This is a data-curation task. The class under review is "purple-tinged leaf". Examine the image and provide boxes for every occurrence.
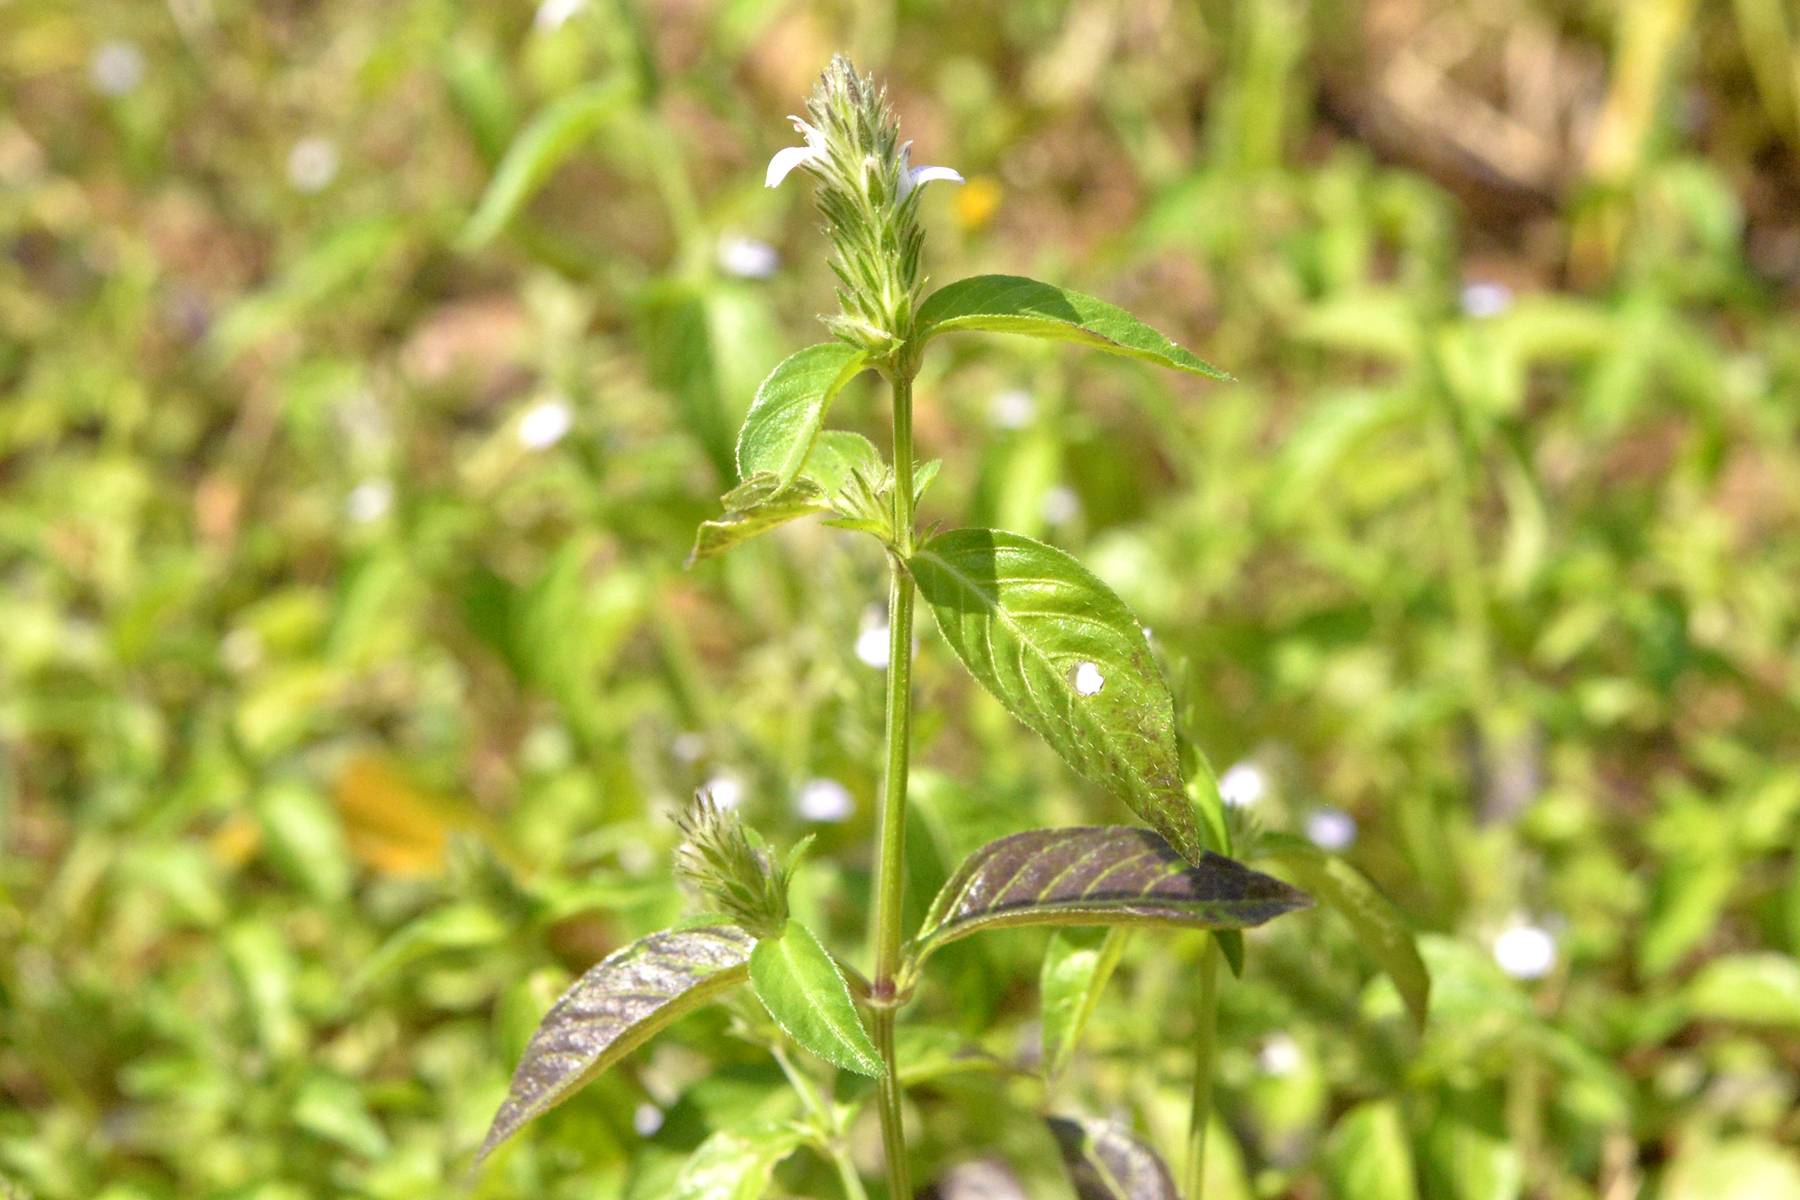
[909,827,1309,964]
[1047,1114,1179,1200]
[476,924,753,1162]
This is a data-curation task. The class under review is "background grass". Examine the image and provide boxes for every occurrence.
[3,0,1799,1197]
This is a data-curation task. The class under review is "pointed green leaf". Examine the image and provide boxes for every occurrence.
[749,920,882,1077]
[735,343,871,491]
[909,528,1202,862]
[798,430,884,498]
[1047,1115,1179,1200]
[910,827,1309,965]
[1324,1101,1418,1200]
[1040,928,1129,1077]
[687,477,830,566]
[1685,954,1800,1029]
[476,925,753,1162]
[916,275,1229,379]
[460,79,633,248]
[670,1120,808,1200]
[1256,833,1430,1033]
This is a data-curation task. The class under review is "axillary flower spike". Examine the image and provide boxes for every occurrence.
[762,55,962,360]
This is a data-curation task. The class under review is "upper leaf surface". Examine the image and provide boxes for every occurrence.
[1047,1114,1180,1200]
[1040,927,1129,1078]
[908,527,1202,862]
[687,477,831,566]
[1257,833,1430,1033]
[916,275,1229,379]
[670,1120,808,1200]
[477,924,752,1162]
[749,920,883,1077]
[735,343,870,492]
[910,827,1309,963]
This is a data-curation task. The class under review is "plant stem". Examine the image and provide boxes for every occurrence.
[773,1045,871,1200]
[868,369,917,1200]
[1184,935,1223,1200]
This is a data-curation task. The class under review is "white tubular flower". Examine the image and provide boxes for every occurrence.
[765,117,828,188]
[896,141,963,199]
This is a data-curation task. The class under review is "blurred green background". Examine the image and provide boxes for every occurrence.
[4,0,1800,1197]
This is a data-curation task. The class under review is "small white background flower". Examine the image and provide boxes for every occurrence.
[1219,761,1265,809]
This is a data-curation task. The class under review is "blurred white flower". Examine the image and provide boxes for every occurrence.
[1042,485,1081,526]
[1073,661,1105,696]
[1461,281,1512,320]
[671,731,706,764]
[632,1102,664,1137]
[534,0,585,30]
[988,388,1036,430]
[1305,807,1358,852]
[796,777,854,823]
[702,773,743,811]
[1493,921,1557,980]
[1257,1034,1302,1077]
[518,398,573,450]
[91,40,145,97]
[1218,762,1266,809]
[220,627,263,674]
[287,136,340,193]
[717,235,780,280]
[855,610,891,669]
[345,478,393,524]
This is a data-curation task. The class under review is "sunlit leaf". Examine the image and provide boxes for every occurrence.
[1040,927,1128,1077]
[916,275,1229,379]
[1047,1114,1179,1200]
[460,79,633,247]
[909,528,1202,862]
[749,920,883,1077]
[1256,833,1430,1033]
[670,1120,808,1200]
[910,827,1309,965]
[477,925,753,1162]
[735,343,871,492]
[1323,1102,1417,1200]
[687,476,831,566]
[1685,953,1800,1029]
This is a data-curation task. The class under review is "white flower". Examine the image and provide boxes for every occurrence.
[702,773,743,810]
[1305,807,1358,851]
[632,1102,664,1136]
[345,478,393,524]
[1461,281,1512,319]
[1493,921,1557,980]
[518,398,573,450]
[534,0,585,30]
[91,40,145,97]
[896,140,964,198]
[287,136,339,193]
[988,388,1036,429]
[855,607,891,669]
[765,117,829,188]
[671,731,706,763]
[1219,762,1265,809]
[1257,1034,1302,1077]
[796,777,854,823]
[717,235,780,280]
[1042,485,1081,526]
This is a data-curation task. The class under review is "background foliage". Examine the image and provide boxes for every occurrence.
[3,0,1799,1196]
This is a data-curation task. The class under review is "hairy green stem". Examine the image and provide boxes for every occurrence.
[869,368,917,1199]
[1184,935,1223,1200]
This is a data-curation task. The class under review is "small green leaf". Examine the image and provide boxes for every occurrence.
[670,1120,808,1200]
[735,343,871,492]
[1256,833,1430,1033]
[910,827,1309,966]
[687,476,831,566]
[1323,1102,1417,1200]
[909,528,1203,862]
[798,430,884,498]
[1685,953,1800,1029]
[916,275,1229,379]
[460,79,633,248]
[476,925,753,1162]
[749,920,883,1077]
[1040,928,1129,1077]
[1047,1114,1179,1200]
